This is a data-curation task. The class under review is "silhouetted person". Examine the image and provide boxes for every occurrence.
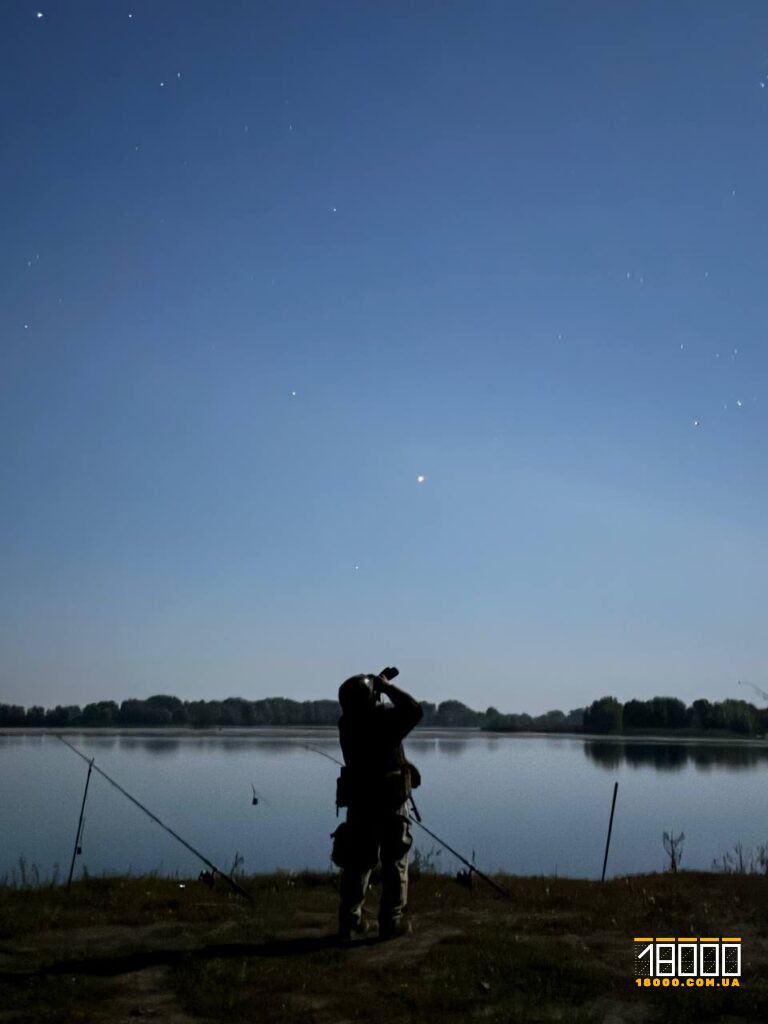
[333,668,422,941]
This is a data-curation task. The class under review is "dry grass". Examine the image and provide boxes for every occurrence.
[1,870,767,1023]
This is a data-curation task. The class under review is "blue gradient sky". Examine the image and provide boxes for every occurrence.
[2,2,767,713]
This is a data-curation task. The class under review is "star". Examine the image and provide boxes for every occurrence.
[417,475,425,484]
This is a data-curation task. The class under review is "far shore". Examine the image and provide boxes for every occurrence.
[2,725,768,745]
[0,725,480,739]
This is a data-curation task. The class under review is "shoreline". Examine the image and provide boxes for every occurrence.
[0,725,482,739]
[1,725,767,745]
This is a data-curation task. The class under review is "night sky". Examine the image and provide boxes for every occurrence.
[2,2,767,713]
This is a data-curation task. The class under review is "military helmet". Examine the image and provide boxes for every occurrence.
[338,674,376,712]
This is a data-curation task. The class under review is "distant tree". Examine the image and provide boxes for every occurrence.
[25,705,46,726]
[222,698,255,726]
[647,697,687,729]
[0,704,26,726]
[623,699,652,729]
[185,700,216,728]
[300,699,338,725]
[718,699,759,735]
[44,705,83,727]
[483,707,515,730]
[689,698,713,731]
[492,712,533,731]
[217,699,243,726]
[81,701,119,726]
[252,698,301,726]
[118,699,172,726]
[583,696,623,734]
[535,709,566,730]
[146,694,181,711]
[146,694,187,724]
[566,707,585,729]
[514,713,533,730]
[419,702,437,725]
[434,700,481,727]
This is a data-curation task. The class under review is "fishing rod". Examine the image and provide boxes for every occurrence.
[67,756,94,890]
[56,735,252,901]
[301,743,511,900]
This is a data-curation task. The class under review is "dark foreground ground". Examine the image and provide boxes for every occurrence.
[1,870,766,1023]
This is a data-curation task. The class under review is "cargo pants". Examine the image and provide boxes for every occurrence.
[335,804,412,934]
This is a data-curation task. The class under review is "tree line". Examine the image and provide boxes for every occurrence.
[0,693,764,735]
[0,694,513,729]
[582,695,768,736]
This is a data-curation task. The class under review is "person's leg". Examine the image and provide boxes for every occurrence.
[338,865,372,936]
[379,813,412,936]
[336,812,379,939]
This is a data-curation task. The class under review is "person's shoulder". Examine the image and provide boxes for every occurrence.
[374,704,404,730]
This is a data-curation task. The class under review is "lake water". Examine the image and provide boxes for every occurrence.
[2,731,767,883]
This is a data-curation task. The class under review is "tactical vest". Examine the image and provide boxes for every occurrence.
[336,759,421,812]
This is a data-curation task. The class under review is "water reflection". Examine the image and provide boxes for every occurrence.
[118,737,142,751]
[253,740,312,756]
[199,739,263,753]
[140,739,181,755]
[584,740,768,772]
[436,738,468,757]
[407,739,440,756]
[79,737,117,751]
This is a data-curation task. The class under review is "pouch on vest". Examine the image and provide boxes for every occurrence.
[336,766,354,808]
[380,814,413,862]
[338,763,421,810]
[331,820,379,871]
[330,822,352,868]
[379,769,410,808]
[381,762,421,806]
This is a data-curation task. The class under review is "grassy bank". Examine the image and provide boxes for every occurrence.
[1,870,767,1023]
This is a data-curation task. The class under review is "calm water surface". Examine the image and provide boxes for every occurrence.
[2,731,767,882]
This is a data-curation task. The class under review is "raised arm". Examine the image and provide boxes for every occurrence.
[373,676,423,736]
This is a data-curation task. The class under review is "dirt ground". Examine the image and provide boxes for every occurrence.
[1,871,767,1023]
